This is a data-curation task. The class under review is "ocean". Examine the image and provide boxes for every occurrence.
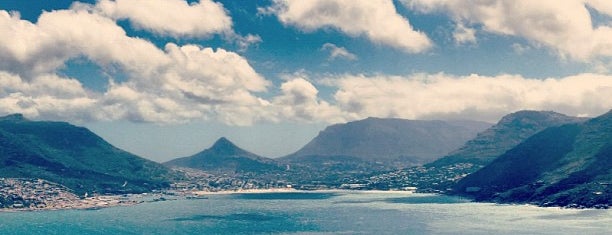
[0,191,609,234]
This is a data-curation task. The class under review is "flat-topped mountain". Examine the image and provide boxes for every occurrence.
[453,110,612,208]
[0,114,174,195]
[427,110,585,167]
[164,137,282,174]
[282,117,491,167]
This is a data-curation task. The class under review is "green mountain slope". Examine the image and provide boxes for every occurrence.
[0,114,174,195]
[453,111,612,208]
[427,110,585,167]
[361,111,585,193]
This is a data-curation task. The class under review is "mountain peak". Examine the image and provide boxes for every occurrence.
[205,137,255,157]
[164,137,279,174]
[0,113,28,122]
[211,137,237,150]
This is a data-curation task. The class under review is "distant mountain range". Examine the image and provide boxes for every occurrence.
[3,110,608,208]
[362,110,588,193]
[427,110,585,168]
[162,117,491,185]
[0,114,174,195]
[453,110,611,208]
[282,117,491,168]
[164,137,283,175]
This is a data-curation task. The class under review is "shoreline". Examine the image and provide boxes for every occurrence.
[0,188,418,212]
[2,189,607,212]
[0,195,144,213]
[187,188,418,196]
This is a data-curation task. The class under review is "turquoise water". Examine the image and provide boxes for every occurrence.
[0,192,609,234]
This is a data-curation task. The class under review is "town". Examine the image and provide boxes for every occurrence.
[0,178,140,211]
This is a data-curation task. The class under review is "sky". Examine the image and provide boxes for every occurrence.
[1,0,612,162]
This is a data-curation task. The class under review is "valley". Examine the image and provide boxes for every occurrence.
[0,110,609,210]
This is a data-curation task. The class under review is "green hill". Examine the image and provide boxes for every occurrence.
[427,110,585,167]
[453,111,612,208]
[0,114,174,195]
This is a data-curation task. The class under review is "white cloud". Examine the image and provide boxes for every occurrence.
[511,43,530,55]
[2,1,612,127]
[0,11,70,77]
[273,78,345,123]
[93,0,232,38]
[265,0,432,53]
[0,9,169,78]
[321,43,357,61]
[0,71,97,121]
[93,43,273,125]
[586,0,612,16]
[38,9,169,75]
[0,7,272,125]
[453,23,476,44]
[163,44,269,93]
[403,0,612,60]
[231,33,263,52]
[329,73,612,122]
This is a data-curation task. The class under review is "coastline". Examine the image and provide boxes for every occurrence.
[2,188,606,212]
[187,188,417,196]
[0,195,144,213]
[0,188,417,212]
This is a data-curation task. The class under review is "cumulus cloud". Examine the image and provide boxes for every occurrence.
[264,0,432,53]
[96,44,272,125]
[0,71,97,121]
[329,73,612,122]
[321,43,357,61]
[93,0,232,38]
[41,9,169,75]
[453,23,476,44]
[0,11,70,77]
[586,0,612,16]
[273,78,345,123]
[403,0,612,60]
[2,1,612,126]
[0,6,272,125]
[271,72,612,123]
[82,0,260,49]
[0,9,168,78]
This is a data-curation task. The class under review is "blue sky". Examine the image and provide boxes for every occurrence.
[1,0,612,161]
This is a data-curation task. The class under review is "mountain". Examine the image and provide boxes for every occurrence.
[360,110,586,193]
[427,110,585,167]
[164,137,282,174]
[0,114,174,195]
[282,117,491,167]
[453,111,612,208]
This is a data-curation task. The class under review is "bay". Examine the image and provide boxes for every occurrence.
[0,191,609,234]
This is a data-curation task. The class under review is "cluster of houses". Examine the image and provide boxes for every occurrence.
[363,163,478,192]
[0,178,80,209]
[0,178,138,210]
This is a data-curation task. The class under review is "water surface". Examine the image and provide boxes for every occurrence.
[0,192,609,234]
